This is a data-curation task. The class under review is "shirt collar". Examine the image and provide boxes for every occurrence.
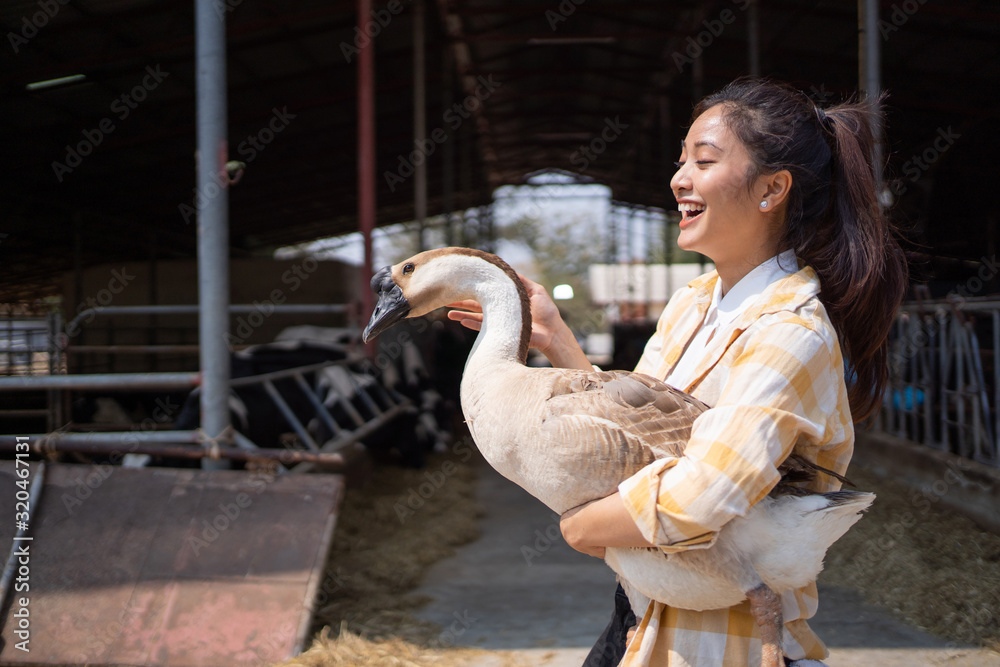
[712,250,798,327]
[686,251,820,327]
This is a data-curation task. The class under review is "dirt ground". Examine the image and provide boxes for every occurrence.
[278,444,498,667]
[818,465,1000,650]
[278,442,1000,666]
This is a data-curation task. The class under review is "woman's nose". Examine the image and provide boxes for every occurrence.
[670,164,689,196]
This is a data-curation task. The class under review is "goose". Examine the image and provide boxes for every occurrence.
[362,247,873,667]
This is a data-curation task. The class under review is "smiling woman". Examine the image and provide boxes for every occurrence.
[458,77,908,667]
[671,105,790,285]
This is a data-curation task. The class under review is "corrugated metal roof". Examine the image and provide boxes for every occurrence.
[0,0,998,300]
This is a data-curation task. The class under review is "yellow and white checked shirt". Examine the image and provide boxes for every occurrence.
[618,263,855,666]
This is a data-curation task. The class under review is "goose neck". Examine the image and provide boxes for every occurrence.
[464,270,530,366]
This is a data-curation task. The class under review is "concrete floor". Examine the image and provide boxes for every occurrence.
[414,462,1000,666]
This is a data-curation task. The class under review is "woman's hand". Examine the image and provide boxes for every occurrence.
[560,492,655,559]
[560,502,608,559]
[446,274,592,370]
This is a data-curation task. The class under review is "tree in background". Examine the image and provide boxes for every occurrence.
[501,213,608,340]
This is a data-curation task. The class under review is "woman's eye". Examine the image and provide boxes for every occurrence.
[695,160,715,166]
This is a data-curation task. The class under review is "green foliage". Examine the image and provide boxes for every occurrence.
[502,214,607,335]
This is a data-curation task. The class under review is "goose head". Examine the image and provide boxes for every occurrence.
[364,248,482,343]
[362,247,530,351]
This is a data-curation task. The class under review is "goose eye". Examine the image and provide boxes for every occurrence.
[402,263,415,275]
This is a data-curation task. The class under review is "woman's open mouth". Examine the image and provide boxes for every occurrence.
[678,202,706,228]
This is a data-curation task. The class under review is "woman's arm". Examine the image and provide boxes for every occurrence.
[565,320,850,556]
[560,492,655,558]
[617,321,850,552]
[447,273,593,371]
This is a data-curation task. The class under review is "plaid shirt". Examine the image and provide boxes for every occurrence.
[618,265,854,666]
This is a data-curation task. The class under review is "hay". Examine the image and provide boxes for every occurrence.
[277,441,499,666]
[281,625,510,667]
[819,465,1000,649]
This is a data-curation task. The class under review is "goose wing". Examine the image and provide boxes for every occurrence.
[537,370,709,485]
[531,369,847,510]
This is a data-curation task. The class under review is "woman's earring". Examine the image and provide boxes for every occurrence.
[760,201,768,209]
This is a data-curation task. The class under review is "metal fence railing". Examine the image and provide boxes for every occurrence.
[874,297,1000,467]
[0,313,63,377]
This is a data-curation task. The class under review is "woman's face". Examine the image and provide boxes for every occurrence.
[670,104,778,271]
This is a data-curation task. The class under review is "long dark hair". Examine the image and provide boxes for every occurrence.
[692,78,907,422]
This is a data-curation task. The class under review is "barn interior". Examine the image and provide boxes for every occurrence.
[0,0,999,664]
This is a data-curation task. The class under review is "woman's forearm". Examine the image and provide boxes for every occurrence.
[540,320,593,371]
[560,492,655,558]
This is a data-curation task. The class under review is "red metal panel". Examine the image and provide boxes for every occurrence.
[0,463,343,666]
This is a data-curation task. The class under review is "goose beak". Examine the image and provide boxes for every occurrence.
[362,265,410,343]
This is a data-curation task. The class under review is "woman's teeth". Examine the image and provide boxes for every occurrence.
[678,203,705,219]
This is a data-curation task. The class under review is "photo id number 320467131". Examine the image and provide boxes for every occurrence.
[9,436,35,653]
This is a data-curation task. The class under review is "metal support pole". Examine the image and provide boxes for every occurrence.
[459,121,472,245]
[607,202,616,265]
[0,372,200,391]
[626,205,635,264]
[0,438,358,468]
[71,215,83,376]
[747,0,761,77]
[0,431,202,447]
[660,94,674,268]
[195,0,232,468]
[859,0,883,198]
[442,47,455,247]
[358,0,377,349]
[262,379,319,451]
[483,204,494,253]
[149,230,159,372]
[413,0,427,252]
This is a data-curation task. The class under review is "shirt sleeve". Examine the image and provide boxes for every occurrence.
[618,320,844,552]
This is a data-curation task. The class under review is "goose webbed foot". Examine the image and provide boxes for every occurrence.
[747,583,784,667]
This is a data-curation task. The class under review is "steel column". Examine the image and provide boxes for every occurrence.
[442,46,455,247]
[858,0,883,195]
[747,0,761,77]
[358,0,377,349]
[413,0,427,251]
[195,0,232,468]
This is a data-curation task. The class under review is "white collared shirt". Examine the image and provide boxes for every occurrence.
[665,250,798,388]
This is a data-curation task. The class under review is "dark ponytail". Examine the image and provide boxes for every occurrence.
[692,78,907,422]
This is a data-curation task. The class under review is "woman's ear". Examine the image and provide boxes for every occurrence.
[759,170,792,210]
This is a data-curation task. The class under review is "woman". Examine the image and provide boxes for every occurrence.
[450,78,906,666]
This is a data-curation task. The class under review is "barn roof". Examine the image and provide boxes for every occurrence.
[1,0,998,301]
